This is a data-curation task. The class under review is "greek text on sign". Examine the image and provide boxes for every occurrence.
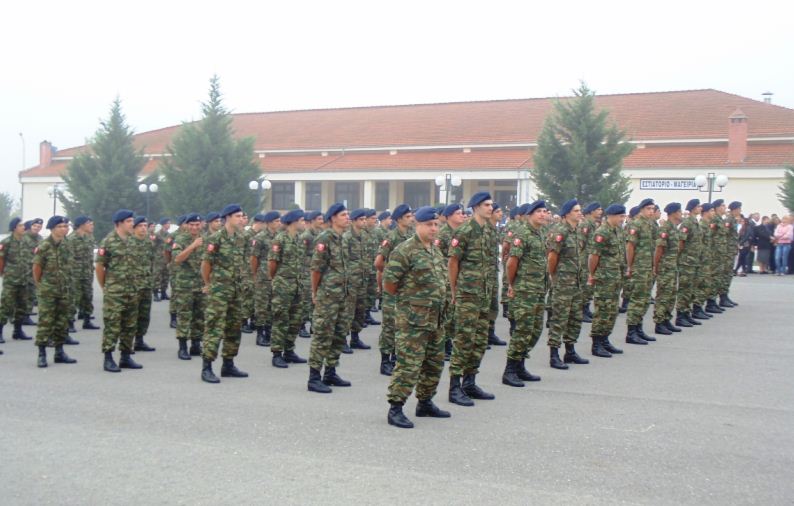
[640,179,698,190]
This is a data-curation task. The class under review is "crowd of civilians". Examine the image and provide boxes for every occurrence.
[734,213,794,276]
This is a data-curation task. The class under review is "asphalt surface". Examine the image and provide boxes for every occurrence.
[1,276,793,505]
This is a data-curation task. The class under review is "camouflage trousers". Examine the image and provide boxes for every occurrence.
[506,290,545,361]
[254,274,272,327]
[387,304,444,404]
[154,261,169,292]
[700,255,719,301]
[101,289,138,353]
[590,273,622,337]
[366,270,378,311]
[580,267,593,306]
[0,282,28,325]
[719,252,735,295]
[626,269,653,326]
[174,286,205,340]
[442,288,455,347]
[653,263,678,324]
[675,263,697,312]
[488,278,499,323]
[449,290,491,377]
[271,277,303,353]
[70,274,94,317]
[547,272,583,348]
[134,288,152,337]
[242,275,254,320]
[26,280,36,313]
[202,282,244,362]
[168,268,176,314]
[378,291,397,355]
[301,268,313,324]
[35,286,70,347]
[308,288,354,370]
[349,282,369,334]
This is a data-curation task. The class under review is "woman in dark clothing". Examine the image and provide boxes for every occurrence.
[754,217,773,274]
[735,217,753,275]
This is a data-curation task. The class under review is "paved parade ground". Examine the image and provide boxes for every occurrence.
[1,276,793,505]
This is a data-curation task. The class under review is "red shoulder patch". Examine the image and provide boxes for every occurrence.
[661,232,668,239]
[555,234,563,242]
[513,238,521,246]
[595,235,604,243]
[316,243,326,252]
[251,240,257,246]
[629,229,637,235]
[381,240,389,247]
[583,227,589,234]
[725,222,731,228]
[450,238,459,247]
[98,248,106,256]
[682,227,688,233]
[433,239,440,246]
[272,244,280,252]
[207,244,215,252]
[710,224,716,229]
[507,231,513,237]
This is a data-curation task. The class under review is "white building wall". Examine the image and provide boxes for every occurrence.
[20,178,66,221]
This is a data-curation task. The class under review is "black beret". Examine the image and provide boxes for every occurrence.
[112,209,134,224]
[46,215,68,230]
[527,200,547,215]
[392,204,411,221]
[159,218,171,226]
[686,199,701,212]
[712,199,725,208]
[305,211,322,222]
[205,212,220,223]
[176,215,188,226]
[8,217,21,232]
[281,209,305,225]
[559,199,578,217]
[468,191,492,208]
[366,209,377,218]
[629,206,640,218]
[414,206,439,223]
[350,208,367,220]
[377,211,391,221]
[133,216,148,227]
[184,213,202,223]
[638,198,655,209]
[729,201,742,210]
[701,203,713,212]
[583,202,602,214]
[442,204,462,217]
[604,204,626,216]
[263,211,281,223]
[324,203,346,222]
[664,202,682,214]
[220,204,243,218]
[73,216,92,228]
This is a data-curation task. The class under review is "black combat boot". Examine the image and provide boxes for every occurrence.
[416,399,451,418]
[509,318,516,337]
[365,311,381,326]
[67,320,77,333]
[241,319,253,334]
[719,294,735,308]
[546,308,552,328]
[350,331,371,350]
[298,323,311,338]
[103,351,121,372]
[220,358,248,378]
[705,299,724,314]
[255,326,267,346]
[448,376,474,406]
[602,335,623,354]
[591,335,612,358]
[272,351,289,368]
[692,304,710,319]
[462,374,495,400]
[322,367,351,387]
[262,325,272,347]
[53,345,77,364]
[387,402,414,429]
[549,347,569,369]
[177,339,191,360]
[82,316,100,330]
[119,351,143,369]
[581,303,593,323]
[189,339,202,356]
[308,368,331,393]
[619,298,629,313]
[517,359,541,381]
[564,343,590,364]
[134,335,155,352]
[654,322,673,335]
[444,339,452,362]
[502,303,509,318]
[724,294,738,306]
[684,311,701,325]
[675,312,693,328]
[201,359,220,383]
[341,339,353,354]
[63,334,80,345]
[664,320,682,333]
[21,315,36,326]
[283,350,307,364]
[160,289,170,301]
[487,324,506,346]
[0,324,4,344]
[37,345,48,368]
[636,324,656,341]
[13,322,31,340]
[153,290,161,302]
[169,313,177,329]
[380,353,393,376]
[625,325,647,345]
[502,359,525,387]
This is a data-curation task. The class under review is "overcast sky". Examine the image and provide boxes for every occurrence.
[2,0,792,200]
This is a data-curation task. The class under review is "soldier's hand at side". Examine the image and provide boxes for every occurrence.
[507,286,514,299]
[312,293,317,305]
[201,285,209,294]
[625,268,632,278]
[587,275,595,287]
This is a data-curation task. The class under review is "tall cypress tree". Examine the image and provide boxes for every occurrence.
[531,82,635,210]
[778,166,794,213]
[60,98,155,239]
[158,75,261,216]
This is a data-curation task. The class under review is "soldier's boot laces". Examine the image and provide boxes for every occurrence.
[387,403,414,429]
[675,312,694,328]
[307,368,331,393]
[591,336,612,358]
[0,324,5,344]
[283,349,307,364]
[379,353,393,376]
[272,351,289,368]
[448,375,474,406]
[350,332,371,350]
[177,339,191,360]
[705,299,724,314]
[462,374,495,400]
[549,347,569,369]
[517,359,541,381]
[119,351,143,369]
[220,358,248,378]
[654,322,673,335]
[201,359,220,383]
[502,359,525,387]
[82,316,100,330]
[103,351,121,372]
[63,333,80,346]
[13,322,32,340]
[53,344,77,364]
[665,320,682,333]
[134,335,156,352]
[189,339,202,356]
[563,343,590,364]
[415,399,450,418]
[625,325,647,345]
[602,335,623,354]
[636,324,656,341]
[37,345,48,368]
[322,367,351,387]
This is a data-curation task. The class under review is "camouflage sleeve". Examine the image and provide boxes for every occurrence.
[592,231,609,256]
[655,227,669,248]
[203,235,220,264]
[448,227,468,259]
[171,236,184,253]
[96,239,110,266]
[626,224,640,244]
[267,236,283,263]
[383,244,408,286]
[310,235,330,273]
[548,227,564,254]
[377,238,392,259]
[0,239,7,259]
[508,235,524,258]
[32,241,47,266]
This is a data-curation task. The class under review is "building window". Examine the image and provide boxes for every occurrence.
[271,182,295,210]
[375,182,390,211]
[335,182,360,209]
[305,182,322,211]
[403,181,431,209]
[494,189,517,211]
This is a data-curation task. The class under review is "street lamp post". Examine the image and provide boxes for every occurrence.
[434,173,462,206]
[694,173,729,203]
[138,183,159,217]
[248,178,272,211]
[47,184,63,215]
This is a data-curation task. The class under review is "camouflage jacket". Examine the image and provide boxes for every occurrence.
[343,227,368,287]
[203,228,246,287]
[384,234,446,326]
[436,223,455,260]
[251,229,277,280]
[509,224,547,294]
[96,231,137,294]
[269,231,303,282]
[592,222,626,276]
[626,216,654,272]
[377,226,411,264]
[66,232,95,279]
[0,234,30,286]
[655,220,680,267]
[33,235,71,292]
[129,236,155,290]
[547,220,581,276]
[577,217,597,265]
[449,218,492,295]
[678,215,701,266]
[311,228,349,297]
[171,232,204,291]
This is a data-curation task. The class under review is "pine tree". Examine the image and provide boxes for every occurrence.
[778,166,794,213]
[158,75,261,216]
[60,99,154,239]
[0,192,17,229]
[531,82,635,211]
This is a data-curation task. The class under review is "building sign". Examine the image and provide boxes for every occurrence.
[639,178,698,190]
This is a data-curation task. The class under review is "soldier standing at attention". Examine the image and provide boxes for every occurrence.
[268,209,308,368]
[619,206,640,314]
[167,217,184,329]
[653,203,684,335]
[154,218,172,301]
[437,204,464,361]
[298,211,323,338]
[344,209,372,351]
[199,204,249,383]
[578,202,602,323]
[625,198,658,344]
[503,200,548,386]
[587,204,628,355]
[240,212,261,335]
[67,216,100,332]
[721,201,742,307]
[704,202,726,314]
[675,199,704,326]
[500,206,522,324]
[33,216,75,368]
[307,203,354,393]
[251,211,280,346]
[363,209,381,327]
[172,213,205,360]
[374,204,413,376]
[486,204,506,347]
[697,203,720,315]
[96,210,141,372]
[448,192,496,406]
[546,199,589,370]
[22,218,44,326]
[384,206,450,429]
[130,216,156,352]
[372,211,392,311]
[0,218,33,342]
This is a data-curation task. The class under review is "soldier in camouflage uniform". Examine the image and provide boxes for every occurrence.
[587,204,628,356]
[66,216,100,333]
[32,216,75,367]
[0,218,33,342]
[130,216,156,352]
[384,206,450,429]
[22,218,43,325]
[652,203,684,335]
[372,212,392,312]
[298,211,324,338]
[696,203,719,315]
[448,192,496,406]
[171,213,206,360]
[307,203,354,393]
[546,199,589,369]
[200,204,249,383]
[251,211,280,346]
[375,204,414,376]
[502,200,548,386]
[720,201,741,307]
[625,199,658,344]
[268,209,308,368]
[437,204,464,361]
[675,199,705,325]
[344,209,373,351]
[486,204,506,346]
[240,212,263,334]
[704,202,726,314]
[363,209,381,326]
[97,210,142,372]
[578,202,602,323]
[154,218,172,300]
[205,212,222,237]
